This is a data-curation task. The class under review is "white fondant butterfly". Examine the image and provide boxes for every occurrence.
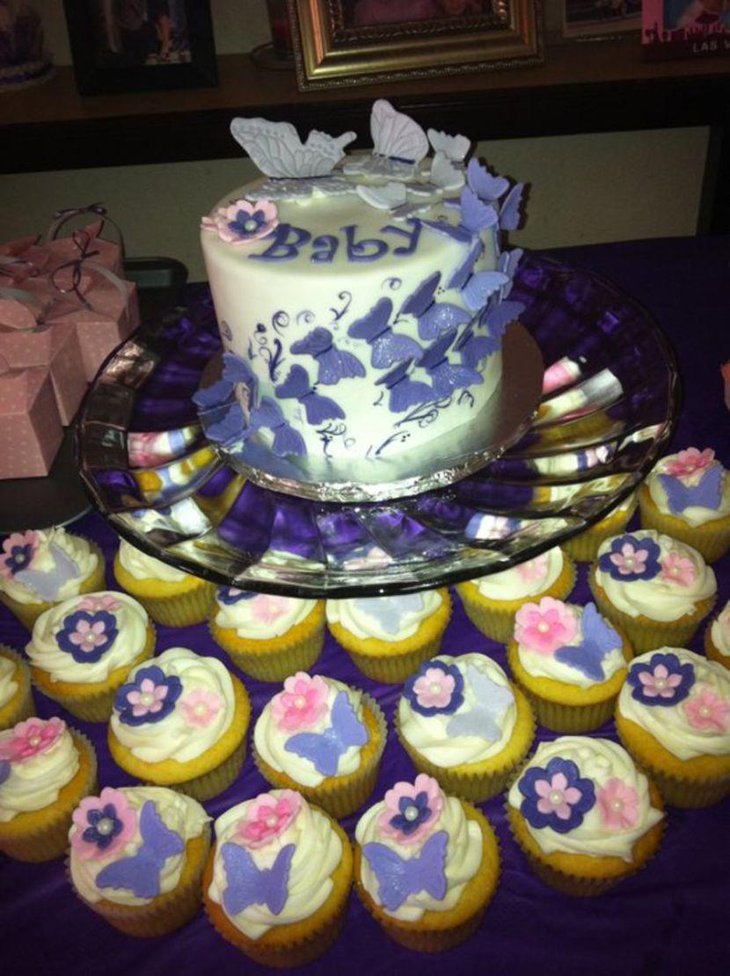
[427,128,471,162]
[343,101,429,181]
[356,182,407,211]
[230,117,356,178]
[446,664,514,741]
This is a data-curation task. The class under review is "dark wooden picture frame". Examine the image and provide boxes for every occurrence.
[63,1,217,95]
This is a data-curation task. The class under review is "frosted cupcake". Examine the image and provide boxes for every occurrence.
[507,598,631,732]
[109,647,250,801]
[456,546,576,643]
[253,671,386,818]
[589,530,716,653]
[639,447,730,562]
[507,737,664,896]
[0,716,97,862]
[326,589,451,684]
[705,600,730,669]
[616,648,730,807]
[0,645,34,731]
[210,587,325,682]
[26,591,155,722]
[354,774,500,951]
[0,528,106,630]
[204,789,352,967]
[68,785,210,937]
[113,537,215,627]
[396,653,534,802]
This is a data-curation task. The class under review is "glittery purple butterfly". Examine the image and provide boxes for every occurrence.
[348,298,422,368]
[554,603,621,682]
[275,365,344,426]
[290,327,365,386]
[375,360,433,413]
[455,322,499,369]
[284,690,367,776]
[417,331,481,397]
[221,842,294,917]
[362,830,448,912]
[250,397,306,457]
[96,801,184,900]
[659,466,723,516]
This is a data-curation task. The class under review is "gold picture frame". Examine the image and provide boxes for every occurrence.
[288,0,543,90]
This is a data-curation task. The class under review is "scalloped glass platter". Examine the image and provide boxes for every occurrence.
[77,255,680,597]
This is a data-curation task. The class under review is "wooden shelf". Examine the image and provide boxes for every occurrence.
[2,39,729,228]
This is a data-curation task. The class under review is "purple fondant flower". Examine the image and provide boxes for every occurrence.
[71,788,137,861]
[0,530,38,580]
[201,198,279,246]
[217,586,256,606]
[114,665,182,726]
[403,660,464,716]
[378,775,444,846]
[56,609,118,664]
[519,757,596,833]
[598,534,661,582]
[626,652,695,707]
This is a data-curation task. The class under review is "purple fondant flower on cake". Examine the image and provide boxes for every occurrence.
[663,448,715,480]
[0,760,9,786]
[596,778,639,831]
[403,660,464,716]
[683,686,730,732]
[598,534,661,582]
[217,586,256,606]
[514,598,578,656]
[201,198,278,246]
[114,665,182,726]
[378,775,444,846]
[56,609,118,664]
[626,652,695,707]
[519,757,595,833]
[659,551,697,587]
[0,530,39,580]
[180,688,223,729]
[71,788,137,861]
[270,672,329,732]
[236,790,302,849]
[0,716,65,762]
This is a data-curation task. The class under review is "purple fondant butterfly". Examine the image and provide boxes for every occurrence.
[499,183,525,231]
[14,543,79,602]
[417,331,482,398]
[221,842,294,917]
[96,801,184,900]
[399,272,440,319]
[348,298,422,369]
[455,322,499,369]
[446,665,514,740]
[250,397,306,457]
[285,690,367,776]
[349,594,426,636]
[659,466,723,516]
[446,239,484,292]
[554,602,621,682]
[460,270,509,313]
[275,365,344,426]
[362,830,448,912]
[375,360,433,413]
[466,158,510,202]
[290,328,365,386]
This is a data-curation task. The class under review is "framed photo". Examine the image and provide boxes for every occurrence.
[288,0,543,91]
[558,0,641,41]
[642,0,730,60]
[63,1,217,95]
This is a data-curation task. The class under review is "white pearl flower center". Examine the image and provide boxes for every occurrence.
[404,805,419,822]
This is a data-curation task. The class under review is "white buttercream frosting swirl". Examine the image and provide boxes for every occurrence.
[26,591,150,684]
[0,655,19,709]
[327,590,442,642]
[117,538,189,583]
[0,528,99,605]
[0,719,80,822]
[593,530,716,621]
[507,737,663,861]
[110,647,235,764]
[618,647,730,760]
[473,547,564,600]
[207,791,343,940]
[398,653,517,768]
[645,450,729,527]
[710,601,730,658]
[69,786,209,906]
[214,589,316,638]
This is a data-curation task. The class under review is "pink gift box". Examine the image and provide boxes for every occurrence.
[0,300,87,425]
[0,236,50,283]
[43,220,124,277]
[0,365,63,479]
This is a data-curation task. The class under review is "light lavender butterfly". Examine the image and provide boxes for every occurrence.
[446,665,514,741]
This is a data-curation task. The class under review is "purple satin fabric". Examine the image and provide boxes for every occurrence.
[1,237,729,976]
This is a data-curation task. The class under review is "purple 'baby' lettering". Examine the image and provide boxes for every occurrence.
[342,225,388,263]
[381,219,422,256]
[311,235,339,264]
[250,223,312,262]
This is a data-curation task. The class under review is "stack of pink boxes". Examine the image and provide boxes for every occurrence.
[0,209,140,479]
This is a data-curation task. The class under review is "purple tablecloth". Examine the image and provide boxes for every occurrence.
[1,236,729,976]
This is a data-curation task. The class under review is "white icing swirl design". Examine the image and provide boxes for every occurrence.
[710,601,730,658]
[117,538,189,583]
[355,787,482,921]
[214,590,315,639]
[618,647,730,760]
[207,791,343,940]
[593,530,716,621]
[110,648,235,764]
[646,452,730,527]
[507,737,663,861]
[0,528,99,605]
[474,547,564,600]
[69,786,209,906]
[254,676,368,787]
[0,655,19,709]
[0,720,80,822]
[398,653,517,767]
[327,590,442,642]
[26,591,150,683]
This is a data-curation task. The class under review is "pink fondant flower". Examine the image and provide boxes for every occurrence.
[514,597,578,656]
[516,553,549,584]
[636,662,684,700]
[251,594,291,625]
[201,198,279,246]
[659,551,696,587]
[683,686,730,732]
[663,448,715,481]
[0,716,65,762]
[0,530,39,580]
[76,594,122,613]
[270,672,329,732]
[411,666,457,710]
[179,688,223,729]
[378,774,444,846]
[596,778,640,830]
[236,790,302,849]
[533,770,584,821]
[71,788,137,861]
